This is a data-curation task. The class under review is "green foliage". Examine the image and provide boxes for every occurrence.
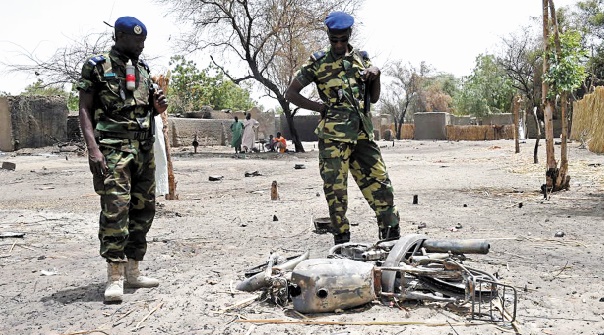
[454,54,514,117]
[587,45,604,84]
[575,0,604,39]
[565,0,604,88]
[273,106,284,115]
[435,73,460,98]
[168,55,256,114]
[21,80,65,96]
[67,87,79,111]
[21,80,79,111]
[424,73,459,113]
[543,30,588,97]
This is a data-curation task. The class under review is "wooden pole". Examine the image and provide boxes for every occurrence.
[549,0,570,190]
[557,93,570,188]
[513,95,520,154]
[155,74,178,200]
[542,0,557,193]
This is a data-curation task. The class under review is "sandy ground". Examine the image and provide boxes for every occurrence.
[0,139,603,335]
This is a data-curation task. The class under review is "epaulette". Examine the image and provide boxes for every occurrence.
[311,51,326,62]
[359,50,369,61]
[87,55,106,66]
[138,59,150,73]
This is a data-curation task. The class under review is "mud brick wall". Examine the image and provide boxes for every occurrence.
[451,115,472,125]
[374,114,393,140]
[167,118,231,147]
[0,98,11,151]
[67,112,81,141]
[526,116,561,139]
[256,113,277,141]
[414,112,450,140]
[279,114,386,142]
[279,114,321,142]
[446,125,514,141]
[246,109,276,141]
[180,109,277,142]
[0,96,68,151]
[481,113,513,125]
[400,124,414,139]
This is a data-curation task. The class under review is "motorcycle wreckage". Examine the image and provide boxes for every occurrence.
[236,233,517,323]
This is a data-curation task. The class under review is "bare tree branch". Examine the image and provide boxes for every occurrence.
[2,32,113,90]
[159,0,363,151]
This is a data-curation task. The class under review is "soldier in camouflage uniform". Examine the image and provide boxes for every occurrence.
[285,12,400,245]
[77,16,168,303]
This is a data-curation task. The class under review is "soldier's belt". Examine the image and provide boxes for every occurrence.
[100,131,153,140]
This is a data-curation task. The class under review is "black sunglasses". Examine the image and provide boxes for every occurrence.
[329,36,349,43]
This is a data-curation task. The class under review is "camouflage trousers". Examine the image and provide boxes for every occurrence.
[92,142,156,263]
[318,133,400,235]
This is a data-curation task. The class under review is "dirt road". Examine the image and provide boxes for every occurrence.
[0,139,602,334]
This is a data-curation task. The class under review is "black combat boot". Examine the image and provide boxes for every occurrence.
[379,225,400,240]
[333,231,351,245]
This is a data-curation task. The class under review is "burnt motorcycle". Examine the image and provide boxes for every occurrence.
[237,234,517,323]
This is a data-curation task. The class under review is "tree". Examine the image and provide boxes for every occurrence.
[383,61,426,139]
[383,61,457,139]
[168,55,256,114]
[4,33,112,90]
[544,31,587,101]
[3,31,129,113]
[22,79,67,96]
[21,79,79,111]
[424,73,457,113]
[159,0,363,152]
[454,54,514,118]
[498,29,543,113]
[168,55,206,114]
[209,72,256,111]
[379,89,407,140]
[566,0,604,91]
[542,0,588,194]
[497,28,545,162]
[4,31,171,109]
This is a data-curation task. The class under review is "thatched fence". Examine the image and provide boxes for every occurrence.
[445,125,514,141]
[571,86,604,153]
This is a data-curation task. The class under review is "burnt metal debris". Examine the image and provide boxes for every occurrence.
[236,234,517,324]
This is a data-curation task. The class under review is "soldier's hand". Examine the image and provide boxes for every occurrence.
[153,89,168,114]
[363,66,381,82]
[88,147,108,177]
[318,102,328,118]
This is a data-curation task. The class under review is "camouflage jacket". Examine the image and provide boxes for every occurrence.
[294,45,373,142]
[76,47,153,137]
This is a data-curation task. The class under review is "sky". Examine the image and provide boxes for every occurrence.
[0,0,582,109]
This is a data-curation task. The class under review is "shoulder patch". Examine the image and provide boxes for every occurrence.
[87,55,106,67]
[359,51,369,60]
[311,51,326,62]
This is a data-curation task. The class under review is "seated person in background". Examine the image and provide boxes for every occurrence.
[265,134,276,152]
[274,132,287,153]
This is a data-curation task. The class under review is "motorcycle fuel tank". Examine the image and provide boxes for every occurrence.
[290,258,377,313]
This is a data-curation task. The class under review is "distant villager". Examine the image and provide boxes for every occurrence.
[230,116,244,154]
[241,113,259,153]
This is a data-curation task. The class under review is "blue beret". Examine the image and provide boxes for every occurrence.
[114,16,147,36]
[324,12,354,31]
